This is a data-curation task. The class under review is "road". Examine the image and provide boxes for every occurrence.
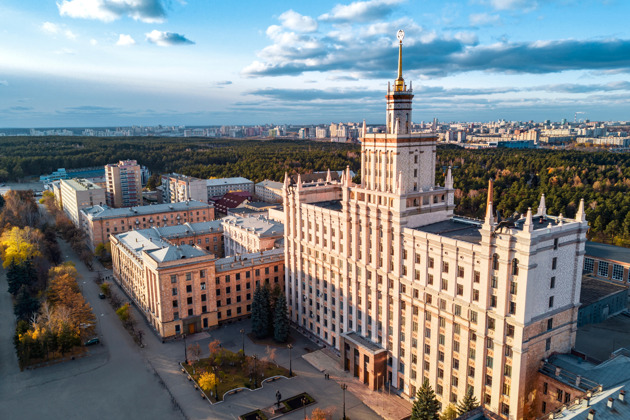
[0,238,183,420]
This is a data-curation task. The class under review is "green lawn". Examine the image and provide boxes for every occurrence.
[183,348,290,402]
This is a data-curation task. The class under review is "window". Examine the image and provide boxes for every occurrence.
[510,281,518,295]
[470,311,478,324]
[512,258,519,276]
[543,382,548,395]
[488,318,495,330]
[490,295,497,307]
[485,374,492,386]
[454,305,462,316]
[506,325,515,338]
[472,289,479,302]
[201,294,207,302]
[429,258,434,268]
[547,318,553,330]
[504,364,512,378]
[187,297,192,305]
[546,338,551,351]
[584,257,594,273]
[598,261,609,277]
[502,383,511,396]
[457,284,464,296]
[474,271,480,283]
[441,279,448,290]
[172,300,178,308]
[442,262,449,273]
[552,257,557,270]
[172,288,178,296]
[458,266,464,278]
[428,274,434,285]
[612,264,624,281]
[486,337,493,348]
[186,285,192,293]
[556,389,563,402]
[492,254,499,270]
[186,272,192,281]
[491,276,498,288]
[509,301,516,315]
[548,296,554,308]
[550,276,556,289]
[170,275,177,283]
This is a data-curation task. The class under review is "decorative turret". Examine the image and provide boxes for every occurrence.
[394,29,405,92]
[524,207,534,233]
[484,179,495,227]
[386,29,413,135]
[326,168,332,183]
[537,194,547,217]
[576,198,586,222]
[445,166,453,190]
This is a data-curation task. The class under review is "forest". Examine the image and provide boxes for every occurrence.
[0,136,628,246]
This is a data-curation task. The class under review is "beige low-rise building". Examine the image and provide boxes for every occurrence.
[161,173,208,204]
[222,215,284,257]
[59,178,106,226]
[255,180,284,203]
[111,224,284,337]
[81,200,214,250]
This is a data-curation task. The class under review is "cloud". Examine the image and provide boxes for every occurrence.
[41,22,77,39]
[145,30,194,46]
[53,48,77,55]
[279,10,317,32]
[0,80,8,86]
[58,105,122,114]
[469,13,501,26]
[486,0,536,11]
[214,80,233,88]
[244,26,630,80]
[90,38,98,45]
[116,34,136,46]
[57,0,167,23]
[534,81,630,93]
[248,87,382,102]
[319,0,405,23]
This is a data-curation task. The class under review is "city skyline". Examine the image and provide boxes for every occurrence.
[1,0,630,127]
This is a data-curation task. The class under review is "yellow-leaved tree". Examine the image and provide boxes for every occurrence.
[0,226,43,268]
[198,372,218,394]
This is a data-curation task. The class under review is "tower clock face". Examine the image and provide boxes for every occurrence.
[397,29,405,41]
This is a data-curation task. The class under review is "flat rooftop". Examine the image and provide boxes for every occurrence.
[206,177,253,187]
[580,275,628,306]
[62,178,102,191]
[343,331,386,354]
[586,241,630,264]
[222,215,284,237]
[414,218,483,244]
[310,200,343,212]
[82,200,211,220]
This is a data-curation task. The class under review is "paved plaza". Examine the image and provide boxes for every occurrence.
[0,233,413,420]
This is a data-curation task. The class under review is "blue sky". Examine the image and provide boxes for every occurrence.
[1,0,629,127]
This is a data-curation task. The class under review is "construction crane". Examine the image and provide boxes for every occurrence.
[574,112,586,123]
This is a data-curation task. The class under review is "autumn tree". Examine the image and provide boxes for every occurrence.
[0,226,43,268]
[198,371,218,396]
[188,343,202,373]
[440,404,458,420]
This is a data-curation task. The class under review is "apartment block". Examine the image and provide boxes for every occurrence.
[80,200,214,250]
[59,178,106,226]
[222,215,284,256]
[282,36,589,419]
[206,177,254,198]
[161,173,209,204]
[105,160,142,208]
[255,179,284,203]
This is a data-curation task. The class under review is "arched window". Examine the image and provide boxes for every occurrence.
[512,258,519,276]
[492,253,500,271]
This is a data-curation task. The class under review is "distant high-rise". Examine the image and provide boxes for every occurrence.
[105,160,142,208]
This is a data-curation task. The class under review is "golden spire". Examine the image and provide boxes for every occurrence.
[395,29,405,92]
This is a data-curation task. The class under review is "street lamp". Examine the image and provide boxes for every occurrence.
[287,343,293,377]
[341,383,348,420]
[253,354,258,388]
[302,396,307,420]
[183,333,188,363]
[212,365,219,401]
[240,329,245,356]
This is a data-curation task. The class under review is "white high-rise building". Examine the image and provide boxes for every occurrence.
[282,31,588,419]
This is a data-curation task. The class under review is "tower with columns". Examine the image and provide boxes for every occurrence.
[282,31,587,420]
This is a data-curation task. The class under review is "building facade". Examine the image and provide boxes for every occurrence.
[105,160,142,208]
[584,241,630,287]
[161,173,209,204]
[222,215,284,256]
[59,178,106,226]
[255,179,284,203]
[81,200,214,250]
[282,34,589,419]
[111,223,284,338]
[206,177,254,198]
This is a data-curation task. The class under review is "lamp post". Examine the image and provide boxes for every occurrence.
[253,354,258,388]
[240,329,245,356]
[212,365,218,401]
[341,383,348,420]
[287,343,293,377]
[302,396,307,420]
[183,333,188,363]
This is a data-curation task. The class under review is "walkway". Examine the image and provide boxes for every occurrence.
[303,350,412,420]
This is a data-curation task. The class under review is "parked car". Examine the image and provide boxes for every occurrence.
[98,292,106,299]
[84,337,100,346]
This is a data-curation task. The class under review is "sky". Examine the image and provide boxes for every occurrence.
[1,0,630,127]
